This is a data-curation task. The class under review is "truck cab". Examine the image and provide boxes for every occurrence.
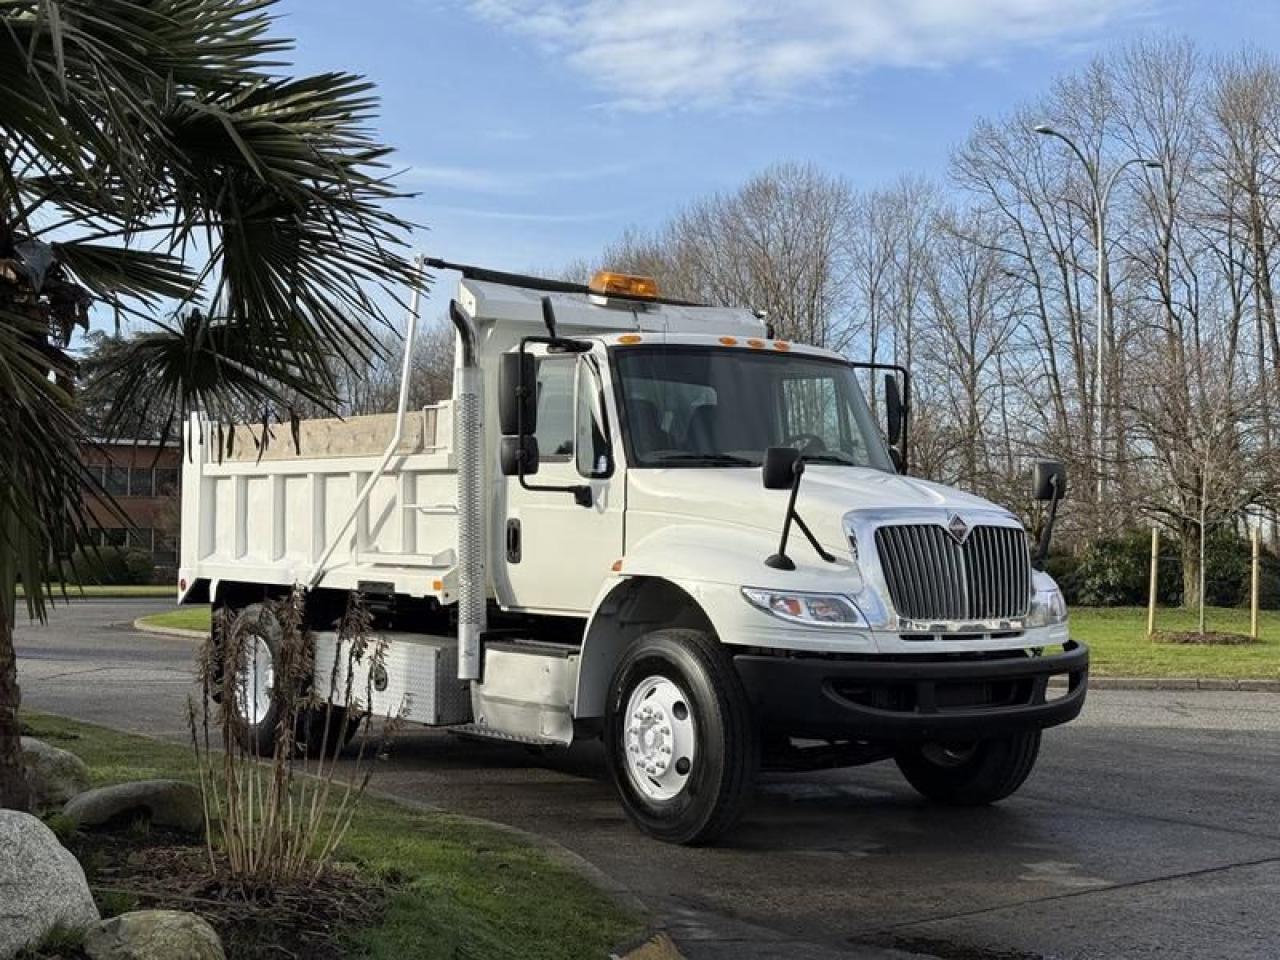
[178,261,1087,844]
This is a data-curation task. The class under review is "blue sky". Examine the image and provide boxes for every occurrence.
[275,0,1278,322]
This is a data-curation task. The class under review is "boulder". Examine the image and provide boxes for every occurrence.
[62,780,204,834]
[84,910,224,960]
[0,810,99,959]
[22,736,91,807]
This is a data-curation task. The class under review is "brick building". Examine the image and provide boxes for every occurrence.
[80,439,182,574]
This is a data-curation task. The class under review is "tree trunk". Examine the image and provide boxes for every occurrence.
[0,606,31,811]
[1180,520,1202,612]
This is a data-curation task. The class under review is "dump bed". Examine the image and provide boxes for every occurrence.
[178,405,459,603]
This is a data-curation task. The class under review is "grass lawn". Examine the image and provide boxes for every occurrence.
[137,606,210,632]
[23,712,640,960]
[1070,606,1280,679]
[18,583,174,599]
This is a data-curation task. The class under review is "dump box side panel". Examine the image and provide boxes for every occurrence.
[179,409,460,602]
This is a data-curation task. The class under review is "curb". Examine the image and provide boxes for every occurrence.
[611,932,684,960]
[131,618,207,640]
[1049,675,1280,692]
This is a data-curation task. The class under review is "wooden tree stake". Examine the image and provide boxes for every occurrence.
[1251,526,1261,640]
[1147,526,1159,638]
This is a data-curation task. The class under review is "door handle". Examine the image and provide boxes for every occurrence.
[506,518,521,563]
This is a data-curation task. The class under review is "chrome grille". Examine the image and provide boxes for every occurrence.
[874,524,1031,622]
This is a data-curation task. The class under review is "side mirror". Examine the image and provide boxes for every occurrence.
[885,374,903,448]
[762,446,802,490]
[1032,459,1067,502]
[499,352,537,436]
[500,435,539,477]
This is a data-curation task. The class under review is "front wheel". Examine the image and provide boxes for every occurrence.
[894,730,1041,805]
[604,629,759,845]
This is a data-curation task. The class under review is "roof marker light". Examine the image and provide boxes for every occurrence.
[773,341,791,352]
[617,334,643,345]
[589,270,659,300]
[719,336,738,346]
[746,338,764,349]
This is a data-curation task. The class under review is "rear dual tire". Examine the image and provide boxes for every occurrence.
[216,602,358,758]
[604,629,759,845]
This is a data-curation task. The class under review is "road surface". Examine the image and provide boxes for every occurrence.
[14,599,1280,960]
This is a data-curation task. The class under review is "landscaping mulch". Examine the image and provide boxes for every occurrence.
[1151,630,1260,646]
[37,824,388,960]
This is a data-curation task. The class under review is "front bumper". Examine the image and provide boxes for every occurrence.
[735,640,1088,742]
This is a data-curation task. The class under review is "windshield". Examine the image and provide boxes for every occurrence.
[612,345,894,471]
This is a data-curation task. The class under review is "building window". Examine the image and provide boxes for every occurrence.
[85,464,105,488]
[103,528,127,547]
[153,531,177,565]
[155,468,179,495]
[105,467,129,496]
[127,528,153,551]
[129,468,154,497]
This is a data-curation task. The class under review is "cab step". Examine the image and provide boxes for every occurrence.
[447,723,561,747]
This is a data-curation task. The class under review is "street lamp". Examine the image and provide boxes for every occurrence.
[1034,124,1162,510]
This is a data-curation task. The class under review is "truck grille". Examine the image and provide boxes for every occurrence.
[874,524,1031,622]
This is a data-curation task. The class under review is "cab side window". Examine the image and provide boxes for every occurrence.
[576,360,612,478]
[535,357,575,461]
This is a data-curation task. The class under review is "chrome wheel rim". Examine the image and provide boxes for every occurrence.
[234,634,275,727]
[622,675,696,802]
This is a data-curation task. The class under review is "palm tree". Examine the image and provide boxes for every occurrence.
[0,0,416,809]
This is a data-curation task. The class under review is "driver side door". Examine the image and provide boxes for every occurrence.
[497,347,624,616]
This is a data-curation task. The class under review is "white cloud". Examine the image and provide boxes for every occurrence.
[463,0,1150,109]
[401,159,643,195]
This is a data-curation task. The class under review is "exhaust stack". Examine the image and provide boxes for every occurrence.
[450,299,485,680]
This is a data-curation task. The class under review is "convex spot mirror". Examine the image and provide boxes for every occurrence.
[499,352,537,436]
[762,446,802,490]
[1031,459,1067,502]
[500,435,539,477]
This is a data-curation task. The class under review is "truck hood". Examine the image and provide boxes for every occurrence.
[625,466,1018,554]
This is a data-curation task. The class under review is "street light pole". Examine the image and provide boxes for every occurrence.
[1033,125,1161,512]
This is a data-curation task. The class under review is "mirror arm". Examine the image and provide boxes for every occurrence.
[1032,476,1062,570]
[792,512,837,564]
[765,460,839,569]
[765,464,803,570]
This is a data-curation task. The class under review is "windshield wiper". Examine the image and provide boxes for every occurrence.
[802,452,858,466]
[648,453,757,467]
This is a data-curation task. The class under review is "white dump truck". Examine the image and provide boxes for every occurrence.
[178,258,1087,844]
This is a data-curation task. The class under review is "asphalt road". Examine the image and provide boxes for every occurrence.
[14,599,1280,960]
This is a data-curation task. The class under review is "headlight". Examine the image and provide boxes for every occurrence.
[741,588,867,627]
[1026,572,1068,628]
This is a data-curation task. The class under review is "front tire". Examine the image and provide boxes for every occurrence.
[604,629,758,845]
[894,730,1041,805]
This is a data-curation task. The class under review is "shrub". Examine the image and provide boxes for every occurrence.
[190,591,400,885]
[1047,530,1180,607]
[66,546,155,585]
